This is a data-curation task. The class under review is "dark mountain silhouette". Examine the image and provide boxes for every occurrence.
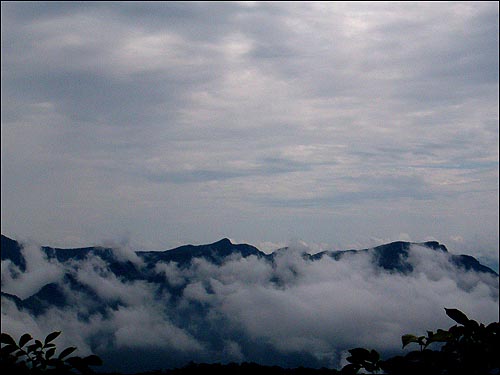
[1,234,497,316]
[2,234,498,374]
[450,254,496,274]
[277,240,495,275]
[1,234,26,271]
[138,238,265,266]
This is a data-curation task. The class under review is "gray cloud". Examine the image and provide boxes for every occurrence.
[1,243,64,299]
[1,2,498,263]
[144,156,312,184]
[1,241,498,373]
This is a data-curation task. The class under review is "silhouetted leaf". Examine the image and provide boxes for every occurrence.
[364,362,378,372]
[65,356,81,364]
[348,347,371,360]
[341,363,359,375]
[1,333,16,346]
[1,344,18,355]
[428,329,452,343]
[46,347,57,359]
[47,358,63,367]
[369,349,380,362]
[486,322,500,331]
[467,319,479,329]
[449,325,465,337]
[44,331,61,345]
[15,349,27,358]
[18,334,32,348]
[58,346,77,360]
[445,308,469,325]
[402,334,419,348]
[27,342,42,353]
[66,356,86,371]
[405,350,425,360]
[83,354,103,366]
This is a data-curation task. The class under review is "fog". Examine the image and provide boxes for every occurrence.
[1,242,498,373]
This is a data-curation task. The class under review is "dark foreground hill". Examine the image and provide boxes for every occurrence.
[102,362,338,375]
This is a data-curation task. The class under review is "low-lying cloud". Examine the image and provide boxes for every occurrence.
[1,242,64,299]
[1,242,498,373]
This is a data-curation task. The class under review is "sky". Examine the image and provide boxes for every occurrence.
[1,2,499,264]
[2,241,498,372]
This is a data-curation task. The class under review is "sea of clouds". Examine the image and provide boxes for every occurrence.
[1,241,498,373]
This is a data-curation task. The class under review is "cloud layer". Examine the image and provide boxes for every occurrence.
[1,2,498,262]
[1,241,498,373]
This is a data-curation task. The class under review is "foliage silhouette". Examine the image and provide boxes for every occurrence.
[0,331,102,374]
[341,307,500,375]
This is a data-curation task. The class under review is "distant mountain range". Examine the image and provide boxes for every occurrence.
[2,234,498,373]
[1,234,497,316]
[2,234,496,273]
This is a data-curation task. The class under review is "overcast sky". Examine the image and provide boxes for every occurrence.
[1,2,498,262]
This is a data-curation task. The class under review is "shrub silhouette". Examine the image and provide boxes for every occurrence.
[341,307,500,375]
[0,331,102,374]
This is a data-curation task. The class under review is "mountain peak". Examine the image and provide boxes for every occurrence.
[420,241,448,252]
[212,238,232,246]
[2,234,496,276]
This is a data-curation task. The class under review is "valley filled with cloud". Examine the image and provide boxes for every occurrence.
[1,238,498,373]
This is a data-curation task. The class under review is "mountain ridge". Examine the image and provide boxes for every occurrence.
[1,233,498,373]
[1,234,497,276]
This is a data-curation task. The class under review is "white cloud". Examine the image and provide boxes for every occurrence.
[111,305,203,351]
[1,243,64,299]
[73,255,153,306]
[103,238,145,266]
[1,242,498,371]
[155,261,186,287]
